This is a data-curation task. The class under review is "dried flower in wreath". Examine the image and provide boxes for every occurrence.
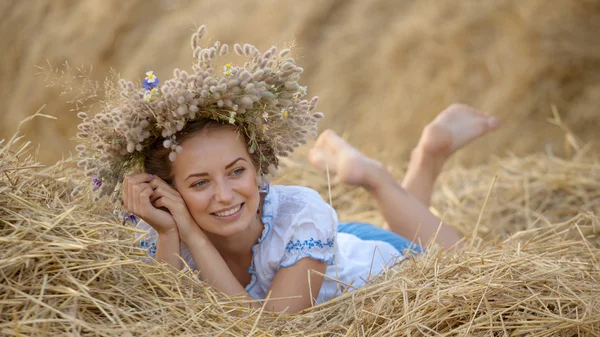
[74,25,324,198]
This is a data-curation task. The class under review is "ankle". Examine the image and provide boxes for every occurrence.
[363,160,394,193]
[418,123,453,158]
[409,147,444,179]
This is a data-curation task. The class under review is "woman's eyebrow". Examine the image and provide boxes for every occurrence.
[185,157,246,181]
[225,157,246,170]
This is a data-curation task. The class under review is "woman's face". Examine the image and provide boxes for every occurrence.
[171,127,260,237]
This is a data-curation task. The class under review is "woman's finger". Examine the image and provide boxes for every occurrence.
[152,186,180,202]
[149,176,179,195]
[124,174,153,210]
[150,190,161,203]
[151,194,180,214]
[123,177,129,210]
[152,196,167,210]
[124,175,133,212]
[127,173,154,185]
[132,183,153,217]
[153,192,187,215]
[138,185,155,217]
[149,186,176,203]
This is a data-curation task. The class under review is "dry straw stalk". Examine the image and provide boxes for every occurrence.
[1,122,599,336]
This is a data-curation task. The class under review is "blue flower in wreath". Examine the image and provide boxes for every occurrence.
[142,71,159,90]
[92,176,102,188]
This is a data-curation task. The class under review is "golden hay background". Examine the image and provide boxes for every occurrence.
[2,1,600,335]
[1,0,600,166]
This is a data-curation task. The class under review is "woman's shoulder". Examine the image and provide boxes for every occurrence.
[262,184,338,244]
[253,184,339,276]
[267,184,331,214]
[269,184,323,199]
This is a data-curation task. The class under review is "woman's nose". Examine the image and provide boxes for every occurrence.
[214,180,234,203]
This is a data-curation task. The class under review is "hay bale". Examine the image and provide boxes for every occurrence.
[1,128,599,336]
[290,220,600,336]
[2,0,600,165]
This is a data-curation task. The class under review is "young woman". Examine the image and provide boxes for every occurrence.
[74,24,499,313]
[124,104,498,313]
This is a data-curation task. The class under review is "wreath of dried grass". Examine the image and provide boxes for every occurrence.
[73,24,323,198]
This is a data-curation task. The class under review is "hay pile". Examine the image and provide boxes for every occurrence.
[1,130,599,336]
[2,0,600,165]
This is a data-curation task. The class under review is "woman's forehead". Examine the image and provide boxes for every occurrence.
[175,129,250,170]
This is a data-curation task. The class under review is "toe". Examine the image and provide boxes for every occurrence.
[318,129,338,142]
[308,149,326,169]
[486,116,500,130]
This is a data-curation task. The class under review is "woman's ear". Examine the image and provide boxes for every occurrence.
[255,175,262,188]
[257,175,270,193]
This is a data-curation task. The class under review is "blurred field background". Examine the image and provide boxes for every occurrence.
[1,0,600,166]
[2,1,600,334]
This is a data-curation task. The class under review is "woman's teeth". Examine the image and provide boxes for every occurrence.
[214,204,242,217]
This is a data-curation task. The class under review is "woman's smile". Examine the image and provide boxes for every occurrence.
[212,202,245,220]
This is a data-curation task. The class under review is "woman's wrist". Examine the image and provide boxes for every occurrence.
[156,227,179,237]
[179,223,209,246]
[155,227,182,270]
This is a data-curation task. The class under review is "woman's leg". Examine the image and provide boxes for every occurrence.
[308,104,499,250]
[402,104,500,206]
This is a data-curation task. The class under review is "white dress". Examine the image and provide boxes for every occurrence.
[136,185,404,303]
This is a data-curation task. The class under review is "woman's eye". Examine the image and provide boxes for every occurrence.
[192,180,208,188]
[231,168,245,176]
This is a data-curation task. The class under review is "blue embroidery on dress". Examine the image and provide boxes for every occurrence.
[140,240,157,257]
[285,237,334,253]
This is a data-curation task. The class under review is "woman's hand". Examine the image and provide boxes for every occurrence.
[123,173,178,234]
[124,173,204,238]
[145,176,201,237]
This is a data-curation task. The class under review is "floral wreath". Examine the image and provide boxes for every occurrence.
[75,25,323,198]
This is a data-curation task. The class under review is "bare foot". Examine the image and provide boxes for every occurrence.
[308,129,384,188]
[418,103,500,159]
[401,104,499,207]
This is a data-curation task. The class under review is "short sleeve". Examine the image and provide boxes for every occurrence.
[135,219,158,258]
[278,190,338,268]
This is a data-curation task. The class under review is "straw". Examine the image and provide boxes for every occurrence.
[1,130,599,336]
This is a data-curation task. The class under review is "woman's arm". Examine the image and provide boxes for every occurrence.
[183,226,327,313]
[155,229,183,270]
[263,257,327,312]
[183,227,250,296]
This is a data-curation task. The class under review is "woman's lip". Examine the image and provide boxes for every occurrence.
[212,203,243,214]
[211,203,244,220]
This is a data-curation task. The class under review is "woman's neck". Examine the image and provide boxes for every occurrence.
[207,217,263,259]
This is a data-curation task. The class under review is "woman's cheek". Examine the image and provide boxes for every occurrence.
[182,191,205,214]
